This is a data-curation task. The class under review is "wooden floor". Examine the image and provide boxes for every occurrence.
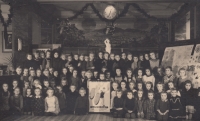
[1,114,157,121]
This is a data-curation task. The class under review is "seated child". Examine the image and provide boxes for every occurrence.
[111,82,119,109]
[31,88,45,116]
[70,69,80,89]
[10,87,23,115]
[11,79,20,96]
[166,81,181,99]
[23,88,33,115]
[136,90,145,119]
[0,83,10,117]
[124,91,136,119]
[156,92,169,121]
[55,85,66,114]
[74,87,89,115]
[143,68,155,89]
[43,80,50,97]
[120,80,127,99]
[169,88,185,121]
[114,68,123,84]
[22,81,30,97]
[143,91,156,120]
[45,87,60,116]
[144,82,154,99]
[113,90,124,118]
[129,81,137,96]
[155,82,164,100]
[98,73,105,81]
[66,85,79,114]
[105,71,114,82]
[124,69,136,85]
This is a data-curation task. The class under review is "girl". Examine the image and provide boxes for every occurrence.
[120,80,127,99]
[143,68,155,89]
[111,82,119,109]
[52,52,61,71]
[177,68,192,91]
[113,90,124,118]
[28,69,36,88]
[136,90,145,119]
[124,69,136,85]
[79,70,87,90]
[35,69,43,84]
[137,82,144,91]
[22,81,30,97]
[23,88,33,115]
[43,80,50,97]
[143,53,150,69]
[70,69,80,89]
[144,82,154,99]
[31,88,45,116]
[155,82,164,100]
[53,70,60,86]
[129,81,137,96]
[33,79,42,90]
[105,71,114,82]
[154,67,164,91]
[74,87,89,115]
[11,79,19,96]
[169,88,185,121]
[60,53,67,70]
[45,87,60,116]
[78,54,86,72]
[10,87,23,115]
[42,50,51,69]
[114,68,123,84]
[163,66,176,88]
[85,70,93,89]
[55,85,66,114]
[60,67,68,80]
[0,83,10,117]
[143,91,156,120]
[136,68,143,83]
[93,70,99,80]
[20,68,29,82]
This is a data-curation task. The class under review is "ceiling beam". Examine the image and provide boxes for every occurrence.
[37,0,198,3]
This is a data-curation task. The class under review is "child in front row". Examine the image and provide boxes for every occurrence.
[156,92,169,121]
[45,87,60,116]
[55,85,66,114]
[124,91,136,119]
[10,87,23,115]
[136,90,145,118]
[113,90,124,118]
[74,87,89,115]
[31,88,45,116]
[143,91,156,120]
[0,83,10,117]
[23,88,33,115]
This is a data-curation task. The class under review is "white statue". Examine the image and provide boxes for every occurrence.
[104,38,111,54]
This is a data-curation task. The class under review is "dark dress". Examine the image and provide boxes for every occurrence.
[156,99,169,121]
[23,96,33,112]
[169,97,185,120]
[66,91,79,114]
[31,96,45,116]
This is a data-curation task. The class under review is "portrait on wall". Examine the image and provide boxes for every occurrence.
[2,31,12,52]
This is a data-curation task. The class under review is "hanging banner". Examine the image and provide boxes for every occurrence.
[89,81,110,112]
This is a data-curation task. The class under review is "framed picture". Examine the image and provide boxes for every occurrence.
[2,31,12,52]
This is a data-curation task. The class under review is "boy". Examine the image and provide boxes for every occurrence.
[112,54,121,72]
[51,52,61,71]
[34,51,42,70]
[86,52,95,70]
[61,77,69,95]
[181,80,196,120]
[163,66,176,89]
[10,87,23,115]
[60,53,67,69]
[78,54,86,72]
[156,92,169,121]
[108,53,115,77]
[155,82,164,100]
[42,50,51,69]
[126,53,133,70]
[24,53,39,70]
[113,90,124,118]
[79,70,87,90]
[149,51,160,70]
[72,53,79,69]
[124,91,136,119]
[43,80,50,97]
[74,87,89,115]
[98,73,105,81]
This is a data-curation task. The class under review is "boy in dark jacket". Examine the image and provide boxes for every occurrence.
[124,91,136,119]
[113,90,124,118]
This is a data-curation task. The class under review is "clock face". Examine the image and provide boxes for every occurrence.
[103,5,117,20]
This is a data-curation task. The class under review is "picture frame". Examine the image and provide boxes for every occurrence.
[2,31,12,53]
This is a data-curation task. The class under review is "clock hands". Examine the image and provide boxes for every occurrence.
[108,9,112,18]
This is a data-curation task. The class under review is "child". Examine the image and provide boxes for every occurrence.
[55,85,66,114]
[53,70,60,86]
[163,66,176,88]
[124,91,136,119]
[70,69,80,89]
[24,53,39,70]
[111,82,119,109]
[85,70,93,89]
[149,51,160,70]
[98,73,105,81]
[74,87,89,115]
[143,68,155,89]
[124,69,136,85]
[108,53,115,77]
[181,80,196,120]
[144,53,150,69]
[31,88,45,116]
[101,66,107,74]
[137,82,144,91]
[86,52,95,70]
[60,53,67,70]
[50,80,57,92]
[42,50,51,69]
[166,81,181,99]
[65,55,73,67]
[72,53,79,69]
[10,87,23,115]
[42,68,52,81]
[119,52,127,76]
[22,81,30,97]
[126,53,133,70]
[60,67,68,80]
[105,71,114,82]
[138,54,145,69]
[143,91,156,120]
[35,69,43,84]
[43,80,50,97]
[60,77,69,95]
[11,79,19,96]
[79,70,87,90]
[155,82,164,100]
[136,90,145,118]
[114,68,123,84]
[136,68,143,83]
[112,54,121,73]
[78,54,86,72]
[23,88,33,115]
[177,68,192,91]
[93,70,99,80]
[131,55,139,73]
[66,85,79,114]
[120,80,127,99]
[0,83,10,117]
[33,79,42,90]
[21,68,29,82]
[154,67,164,91]
[113,90,124,118]
[45,87,60,116]
[144,82,154,99]
[95,51,104,72]
[84,55,89,62]
[156,92,169,121]
[34,51,42,69]
[129,81,137,96]
[169,88,185,121]
[49,67,54,77]
[28,69,36,88]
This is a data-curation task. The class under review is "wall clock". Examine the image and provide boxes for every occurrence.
[103,5,117,20]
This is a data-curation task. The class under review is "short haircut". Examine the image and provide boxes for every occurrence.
[12,79,18,83]
[117,89,122,93]
[160,91,167,95]
[79,87,86,92]
[147,90,154,95]
[185,80,192,85]
[178,68,186,75]
[149,51,155,54]
[165,66,172,71]
[14,87,20,92]
[70,84,76,88]
[127,91,133,95]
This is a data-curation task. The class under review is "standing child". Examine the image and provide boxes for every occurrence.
[21,68,29,83]
[33,79,42,90]
[45,87,60,116]
[11,79,19,96]
[42,50,51,69]
[10,87,23,115]
[124,91,137,119]
[86,52,95,70]
[60,77,69,96]
[114,68,123,84]
[70,69,80,89]
[144,82,154,99]
[55,85,66,114]
[169,88,185,121]
[78,54,86,72]
[129,81,137,96]
[22,81,30,97]
[53,70,60,86]
[137,82,144,91]
[23,88,33,115]
[181,80,196,120]
[0,83,10,117]
[31,88,45,116]
[156,92,169,121]
[60,53,67,70]
[74,87,89,115]
[143,68,155,89]
[143,91,156,120]
[79,70,87,90]
[28,69,36,88]
[166,82,181,99]
[113,90,124,118]
[136,90,145,119]
[66,85,79,114]
[60,67,69,80]
[35,69,43,84]
[111,82,119,109]
[177,68,192,91]
[131,55,139,73]
[51,52,61,71]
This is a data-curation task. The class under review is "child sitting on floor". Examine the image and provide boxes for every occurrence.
[113,90,124,118]
[136,90,145,119]
[10,87,23,115]
[23,88,33,115]
[0,83,10,117]
[124,91,137,119]
[55,85,66,114]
